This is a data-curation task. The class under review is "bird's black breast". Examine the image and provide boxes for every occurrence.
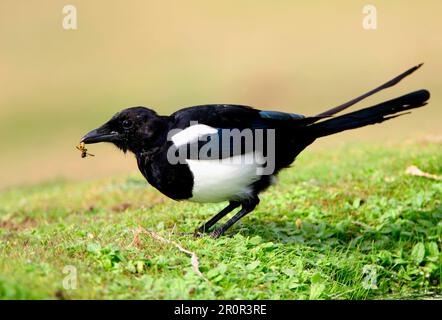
[136,147,194,201]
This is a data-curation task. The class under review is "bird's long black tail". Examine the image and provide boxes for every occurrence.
[307,89,430,138]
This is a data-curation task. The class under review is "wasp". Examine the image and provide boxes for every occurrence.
[76,142,95,158]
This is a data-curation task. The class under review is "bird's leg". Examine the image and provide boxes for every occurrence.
[209,197,259,238]
[197,201,240,234]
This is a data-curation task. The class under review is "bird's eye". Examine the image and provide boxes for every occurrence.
[122,119,133,129]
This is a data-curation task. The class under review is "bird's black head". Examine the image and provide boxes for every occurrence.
[80,107,166,154]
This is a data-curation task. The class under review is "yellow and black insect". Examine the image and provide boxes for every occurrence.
[76,142,95,158]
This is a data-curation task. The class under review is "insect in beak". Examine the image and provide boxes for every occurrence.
[76,142,95,158]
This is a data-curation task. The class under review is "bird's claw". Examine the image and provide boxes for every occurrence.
[178,230,206,238]
[179,226,223,239]
[193,230,205,238]
[209,229,223,239]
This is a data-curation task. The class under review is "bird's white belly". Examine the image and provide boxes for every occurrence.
[186,152,263,203]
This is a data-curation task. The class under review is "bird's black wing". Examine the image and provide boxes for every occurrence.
[168,104,311,160]
[170,104,311,129]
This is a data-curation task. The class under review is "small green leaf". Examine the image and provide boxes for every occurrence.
[218,263,227,274]
[310,283,325,299]
[136,260,144,273]
[246,260,260,271]
[288,281,301,289]
[411,242,425,264]
[282,268,296,277]
[427,242,439,258]
[207,269,220,279]
[212,274,224,283]
[352,198,361,209]
[249,236,262,245]
[377,250,393,265]
[311,273,322,284]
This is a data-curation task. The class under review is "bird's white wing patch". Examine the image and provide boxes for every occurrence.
[186,152,264,203]
[171,124,218,147]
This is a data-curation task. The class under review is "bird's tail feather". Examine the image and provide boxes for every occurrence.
[314,64,424,118]
[307,89,430,138]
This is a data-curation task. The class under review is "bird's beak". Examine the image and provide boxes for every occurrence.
[80,125,119,144]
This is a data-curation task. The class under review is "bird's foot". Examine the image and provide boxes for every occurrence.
[179,228,223,239]
[193,230,205,238]
[208,229,223,239]
[178,230,205,238]
[197,226,223,238]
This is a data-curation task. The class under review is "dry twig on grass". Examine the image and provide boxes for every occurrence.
[405,165,441,181]
[129,227,208,281]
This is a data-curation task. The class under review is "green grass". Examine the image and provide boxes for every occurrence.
[0,142,441,299]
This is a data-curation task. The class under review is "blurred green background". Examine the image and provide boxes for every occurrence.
[1,0,441,189]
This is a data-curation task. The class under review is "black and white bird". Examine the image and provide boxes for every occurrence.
[80,64,430,238]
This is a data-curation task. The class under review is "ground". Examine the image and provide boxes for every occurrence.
[0,142,440,299]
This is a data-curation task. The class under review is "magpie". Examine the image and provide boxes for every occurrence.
[80,64,430,238]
